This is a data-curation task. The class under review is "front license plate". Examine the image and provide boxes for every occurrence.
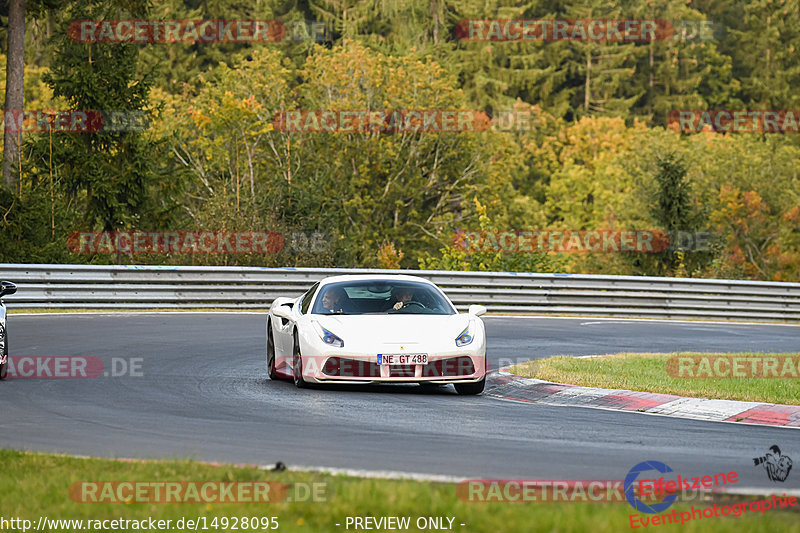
[377,353,428,365]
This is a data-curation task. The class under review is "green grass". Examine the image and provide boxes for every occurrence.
[509,352,800,405]
[2,450,799,533]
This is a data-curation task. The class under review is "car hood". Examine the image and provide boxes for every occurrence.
[312,314,473,350]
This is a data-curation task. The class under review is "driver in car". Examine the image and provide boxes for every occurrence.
[389,286,416,310]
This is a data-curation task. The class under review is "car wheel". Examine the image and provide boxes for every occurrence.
[0,329,7,380]
[292,332,307,389]
[454,378,485,395]
[266,320,278,380]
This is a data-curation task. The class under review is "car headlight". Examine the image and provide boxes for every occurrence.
[312,322,344,348]
[455,322,474,347]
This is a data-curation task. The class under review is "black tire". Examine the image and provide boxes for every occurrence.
[292,332,307,388]
[266,320,278,380]
[454,378,485,395]
[0,328,7,380]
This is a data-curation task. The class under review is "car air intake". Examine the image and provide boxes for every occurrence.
[422,357,475,377]
[322,357,381,378]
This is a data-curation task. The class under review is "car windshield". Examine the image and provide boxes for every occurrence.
[312,280,455,315]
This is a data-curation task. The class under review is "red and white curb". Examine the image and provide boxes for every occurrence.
[488,369,800,428]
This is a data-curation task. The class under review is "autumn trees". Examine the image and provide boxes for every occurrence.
[0,0,798,280]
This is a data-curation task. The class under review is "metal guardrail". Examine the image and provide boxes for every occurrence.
[0,263,799,322]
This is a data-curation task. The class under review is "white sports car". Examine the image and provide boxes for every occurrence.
[0,281,16,380]
[266,274,487,394]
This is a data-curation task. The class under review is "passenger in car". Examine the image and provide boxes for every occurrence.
[321,287,349,313]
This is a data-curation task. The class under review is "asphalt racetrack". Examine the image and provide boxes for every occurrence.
[1,313,798,490]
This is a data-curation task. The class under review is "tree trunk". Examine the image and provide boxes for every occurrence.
[584,50,591,112]
[430,0,439,45]
[3,0,26,191]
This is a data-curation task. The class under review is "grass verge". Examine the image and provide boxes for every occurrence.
[509,352,800,405]
[2,450,799,533]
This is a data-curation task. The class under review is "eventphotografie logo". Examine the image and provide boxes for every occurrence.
[623,460,799,529]
[625,461,677,514]
[753,445,793,482]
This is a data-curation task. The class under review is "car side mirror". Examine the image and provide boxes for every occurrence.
[0,281,16,297]
[272,305,293,321]
[468,304,486,317]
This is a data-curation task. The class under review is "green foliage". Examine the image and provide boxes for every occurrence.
[418,198,562,273]
[653,154,694,232]
[635,153,711,276]
[0,184,75,263]
[4,0,167,264]
[170,41,508,267]
[37,0,159,229]
[0,0,798,280]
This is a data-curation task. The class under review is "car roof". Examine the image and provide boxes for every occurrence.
[317,274,437,287]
